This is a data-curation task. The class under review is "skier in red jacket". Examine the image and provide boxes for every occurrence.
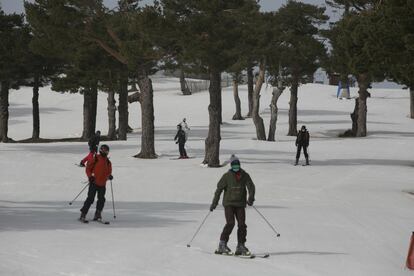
[80,144,113,222]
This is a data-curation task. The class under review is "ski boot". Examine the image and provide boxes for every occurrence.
[294,158,299,166]
[93,211,102,221]
[305,158,310,166]
[235,243,251,256]
[79,212,88,223]
[215,240,232,255]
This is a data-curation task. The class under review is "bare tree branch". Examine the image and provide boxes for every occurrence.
[106,26,123,49]
[128,91,141,103]
[90,37,128,65]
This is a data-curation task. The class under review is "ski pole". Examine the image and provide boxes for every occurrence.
[68,182,89,205]
[186,210,211,247]
[110,180,116,219]
[252,206,281,237]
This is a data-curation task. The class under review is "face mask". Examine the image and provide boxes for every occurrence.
[231,164,240,172]
[100,148,109,157]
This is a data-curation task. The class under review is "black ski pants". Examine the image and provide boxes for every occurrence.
[220,206,247,244]
[178,142,187,157]
[80,183,106,215]
[296,144,309,160]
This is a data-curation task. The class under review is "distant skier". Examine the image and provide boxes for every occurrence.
[295,125,310,166]
[179,118,190,141]
[174,124,188,159]
[79,144,113,222]
[80,130,101,167]
[210,155,256,256]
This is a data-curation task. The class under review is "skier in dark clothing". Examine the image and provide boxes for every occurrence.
[174,125,188,159]
[80,130,101,167]
[88,130,101,152]
[295,125,310,165]
[80,144,113,222]
[210,155,256,256]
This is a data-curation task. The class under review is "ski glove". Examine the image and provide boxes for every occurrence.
[209,204,216,212]
[247,198,254,206]
[108,175,113,180]
[88,176,95,184]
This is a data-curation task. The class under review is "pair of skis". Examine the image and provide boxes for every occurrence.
[214,251,269,259]
[79,218,110,225]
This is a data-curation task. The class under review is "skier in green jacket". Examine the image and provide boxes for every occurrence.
[210,155,256,256]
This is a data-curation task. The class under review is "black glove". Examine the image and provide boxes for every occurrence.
[88,176,95,183]
[209,204,216,212]
[108,175,113,180]
[247,198,254,206]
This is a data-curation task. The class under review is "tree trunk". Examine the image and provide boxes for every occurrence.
[410,87,414,119]
[351,98,359,136]
[107,88,117,140]
[32,75,40,140]
[118,74,128,140]
[232,79,244,120]
[252,61,266,140]
[179,69,191,95]
[356,73,370,137]
[81,84,98,140]
[135,72,157,159]
[246,66,254,118]
[218,78,223,125]
[268,86,284,141]
[0,81,9,142]
[203,70,222,167]
[288,79,299,136]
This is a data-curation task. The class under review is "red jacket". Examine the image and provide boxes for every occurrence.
[86,154,112,187]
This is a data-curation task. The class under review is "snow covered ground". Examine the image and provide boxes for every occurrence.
[1,77,414,276]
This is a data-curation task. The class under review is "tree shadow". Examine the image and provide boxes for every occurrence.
[311,158,413,167]
[299,120,395,126]
[262,108,351,116]
[264,251,347,256]
[0,201,209,232]
[9,107,69,118]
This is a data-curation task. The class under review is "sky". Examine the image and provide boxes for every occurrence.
[0,0,341,22]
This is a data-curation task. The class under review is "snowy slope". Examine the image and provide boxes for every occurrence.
[1,77,414,276]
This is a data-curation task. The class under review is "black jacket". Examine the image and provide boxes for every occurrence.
[88,134,101,151]
[296,130,310,147]
[174,129,186,144]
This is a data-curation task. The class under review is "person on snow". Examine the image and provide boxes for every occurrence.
[174,124,188,159]
[80,144,113,222]
[295,125,310,166]
[80,130,101,167]
[179,118,190,141]
[210,155,256,256]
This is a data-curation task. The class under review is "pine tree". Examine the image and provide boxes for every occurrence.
[25,0,105,140]
[275,1,328,136]
[161,0,260,167]
[325,2,385,137]
[0,9,29,142]
[374,0,414,119]
[25,37,60,141]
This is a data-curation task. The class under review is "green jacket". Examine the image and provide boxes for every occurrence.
[211,169,255,208]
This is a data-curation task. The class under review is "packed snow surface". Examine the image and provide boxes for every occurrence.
[1,77,414,276]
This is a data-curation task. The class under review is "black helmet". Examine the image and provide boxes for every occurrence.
[100,144,110,152]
